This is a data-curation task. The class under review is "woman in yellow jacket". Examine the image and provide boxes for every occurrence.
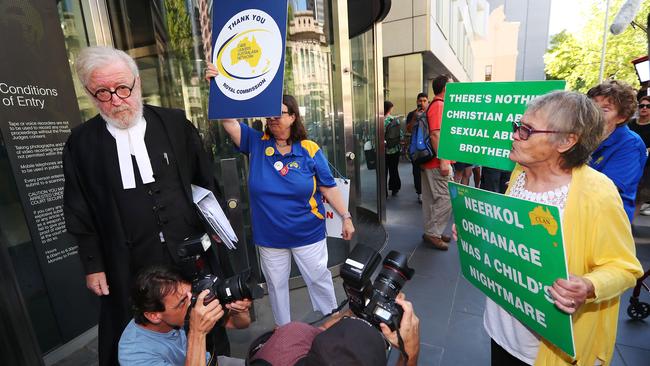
[486,91,643,366]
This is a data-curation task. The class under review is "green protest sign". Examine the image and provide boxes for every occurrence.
[449,182,575,357]
[438,81,566,170]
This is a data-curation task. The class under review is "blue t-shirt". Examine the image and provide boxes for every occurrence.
[238,122,336,248]
[118,319,209,365]
[590,124,648,222]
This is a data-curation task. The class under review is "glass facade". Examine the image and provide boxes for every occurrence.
[0,0,386,357]
[350,30,379,213]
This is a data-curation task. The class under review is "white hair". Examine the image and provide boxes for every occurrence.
[75,46,139,87]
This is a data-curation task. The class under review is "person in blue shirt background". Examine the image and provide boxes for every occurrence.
[205,65,355,326]
[587,80,648,222]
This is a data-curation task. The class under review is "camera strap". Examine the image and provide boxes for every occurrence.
[395,327,409,364]
[308,298,349,325]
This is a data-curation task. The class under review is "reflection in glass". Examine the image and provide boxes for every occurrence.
[59,0,94,123]
[350,30,378,214]
[284,7,338,164]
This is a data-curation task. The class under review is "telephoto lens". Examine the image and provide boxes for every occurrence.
[216,269,265,303]
[374,251,415,299]
[191,270,264,306]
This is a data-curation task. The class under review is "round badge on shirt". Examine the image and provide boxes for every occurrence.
[265,147,275,156]
[274,161,284,171]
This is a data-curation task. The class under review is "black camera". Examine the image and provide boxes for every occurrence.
[340,244,415,331]
[191,270,264,306]
[176,234,264,306]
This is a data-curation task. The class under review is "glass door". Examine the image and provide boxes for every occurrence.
[350,29,380,216]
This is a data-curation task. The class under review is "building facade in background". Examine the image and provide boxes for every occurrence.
[381,0,552,116]
[486,0,552,81]
[381,0,489,117]
[472,5,519,82]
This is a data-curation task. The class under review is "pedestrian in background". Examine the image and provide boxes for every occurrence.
[384,100,402,197]
[421,75,454,250]
[406,93,428,203]
[629,95,650,216]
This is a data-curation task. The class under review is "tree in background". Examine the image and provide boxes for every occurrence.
[545,0,650,92]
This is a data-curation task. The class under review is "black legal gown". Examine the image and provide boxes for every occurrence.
[63,105,231,366]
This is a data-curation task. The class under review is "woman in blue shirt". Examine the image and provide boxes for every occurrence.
[587,80,648,222]
[209,85,355,325]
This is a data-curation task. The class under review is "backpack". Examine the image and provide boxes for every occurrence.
[384,117,401,149]
[408,102,437,165]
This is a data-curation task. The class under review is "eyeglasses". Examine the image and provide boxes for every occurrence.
[87,79,136,102]
[639,104,650,109]
[512,121,562,141]
[265,111,291,120]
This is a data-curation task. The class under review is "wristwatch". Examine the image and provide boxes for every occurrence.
[342,212,352,220]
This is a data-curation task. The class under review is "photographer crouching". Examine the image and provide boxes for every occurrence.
[118,266,252,366]
[247,294,419,366]
[248,245,421,366]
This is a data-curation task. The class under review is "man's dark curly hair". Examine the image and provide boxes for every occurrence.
[131,266,187,325]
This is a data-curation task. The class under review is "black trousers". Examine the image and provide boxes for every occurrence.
[491,339,530,366]
[412,162,421,194]
[481,167,511,194]
[386,152,401,193]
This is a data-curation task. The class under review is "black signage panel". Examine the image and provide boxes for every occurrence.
[0,0,98,341]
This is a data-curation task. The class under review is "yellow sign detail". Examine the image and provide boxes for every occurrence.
[230,36,262,67]
[528,206,559,236]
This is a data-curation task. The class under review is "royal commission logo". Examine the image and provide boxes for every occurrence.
[213,9,282,101]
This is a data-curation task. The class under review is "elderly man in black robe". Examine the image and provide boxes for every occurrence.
[63,46,238,366]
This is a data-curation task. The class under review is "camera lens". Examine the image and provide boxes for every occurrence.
[216,270,264,304]
[373,251,414,299]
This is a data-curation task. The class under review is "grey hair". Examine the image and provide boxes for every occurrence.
[75,46,139,87]
[525,90,604,170]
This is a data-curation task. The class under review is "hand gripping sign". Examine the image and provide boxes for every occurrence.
[449,182,575,357]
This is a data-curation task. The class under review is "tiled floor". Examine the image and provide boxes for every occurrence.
[54,162,650,365]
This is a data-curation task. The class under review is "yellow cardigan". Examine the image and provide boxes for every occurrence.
[506,164,644,366]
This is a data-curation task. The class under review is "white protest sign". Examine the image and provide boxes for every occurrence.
[324,178,350,238]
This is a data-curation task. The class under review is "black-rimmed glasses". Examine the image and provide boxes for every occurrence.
[512,121,562,141]
[86,78,136,102]
[265,111,291,121]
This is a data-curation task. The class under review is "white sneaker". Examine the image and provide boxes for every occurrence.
[641,202,650,211]
[641,207,650,216]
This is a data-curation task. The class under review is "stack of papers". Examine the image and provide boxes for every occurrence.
[191,185,238,250]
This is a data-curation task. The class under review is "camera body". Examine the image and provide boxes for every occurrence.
[340,245,414,331]
[177,234,264,307]
[191,270,264,306]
